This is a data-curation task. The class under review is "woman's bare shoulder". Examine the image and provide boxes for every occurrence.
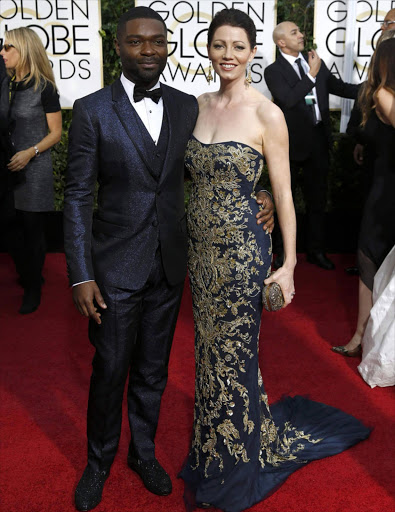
[197,92,216,108]
[256,96,285,123]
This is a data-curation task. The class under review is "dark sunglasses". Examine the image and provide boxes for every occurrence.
[2,44,15,52]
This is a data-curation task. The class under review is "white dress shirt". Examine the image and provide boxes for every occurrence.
[73,74,164,287]
[120,73,164,144]
[280,51,321,123]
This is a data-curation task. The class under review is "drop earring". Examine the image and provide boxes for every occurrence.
[245,62,252,86]
[207,61,213,84]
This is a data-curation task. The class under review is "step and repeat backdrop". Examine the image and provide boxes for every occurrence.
[135,0,276,98]
[1,0,394,113]
[314,0,395,109]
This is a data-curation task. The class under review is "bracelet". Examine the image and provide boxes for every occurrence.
[33,145,40,157]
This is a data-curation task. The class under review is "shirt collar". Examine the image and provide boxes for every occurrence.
[280,50,304,67]
[120,73,161,104]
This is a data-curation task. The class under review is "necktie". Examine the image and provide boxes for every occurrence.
[133,86,162,104]
[295,57,306,78]
[295,58,317,124]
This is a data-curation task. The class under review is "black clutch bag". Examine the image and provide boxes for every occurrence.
[262,282,284,312]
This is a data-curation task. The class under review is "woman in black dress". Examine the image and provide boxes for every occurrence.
[0,28,62,314]
[332,36,395,357]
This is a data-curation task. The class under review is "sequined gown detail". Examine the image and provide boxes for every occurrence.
[180,138,370,512]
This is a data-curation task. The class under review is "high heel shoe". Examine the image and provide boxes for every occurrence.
[331,344,362,357]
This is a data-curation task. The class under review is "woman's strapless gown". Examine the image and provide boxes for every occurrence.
[179,138,370,512]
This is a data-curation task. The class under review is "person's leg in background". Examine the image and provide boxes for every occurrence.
[14,209,46,314]
[303,124,335,270]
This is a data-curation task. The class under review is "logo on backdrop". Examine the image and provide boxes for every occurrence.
[0,0,103,108]
[136,0,276,98]
[314,0,395,108]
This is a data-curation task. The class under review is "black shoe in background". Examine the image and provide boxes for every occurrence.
[19,287,41,314]
[127,455,172,496]
[74,465,109,511]
[306,252,335,270]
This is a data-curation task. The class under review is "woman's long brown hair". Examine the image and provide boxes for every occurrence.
[359,34,395,126]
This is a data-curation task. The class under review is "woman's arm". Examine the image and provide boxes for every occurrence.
[259,102,296,306]
[377,88,395,127]
[8,110,62,172]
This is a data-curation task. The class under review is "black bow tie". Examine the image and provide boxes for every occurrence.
[133,86,162,104]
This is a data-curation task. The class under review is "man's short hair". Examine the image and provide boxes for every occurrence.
[117,7,167,39]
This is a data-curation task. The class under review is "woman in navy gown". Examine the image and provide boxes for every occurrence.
[179,9,370,512]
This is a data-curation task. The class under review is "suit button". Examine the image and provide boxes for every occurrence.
[152,220,158,227]
[156,152,161,158]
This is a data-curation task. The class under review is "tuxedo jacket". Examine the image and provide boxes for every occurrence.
[264,53,359,161]
[64,79,198,289]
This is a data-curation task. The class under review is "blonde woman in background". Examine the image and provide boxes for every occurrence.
[0,28,61,314]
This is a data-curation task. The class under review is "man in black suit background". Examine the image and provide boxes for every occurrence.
[64,7,274,511]
[264,21,359,270]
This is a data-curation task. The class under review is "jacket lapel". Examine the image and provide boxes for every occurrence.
[111,79,156,177]
[278,53,300,85]
[278,53,324,112]
[158,85,178,186]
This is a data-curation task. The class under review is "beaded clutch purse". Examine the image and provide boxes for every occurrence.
[262,282,284,312]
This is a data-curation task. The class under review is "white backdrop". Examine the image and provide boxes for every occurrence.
[0,0,103,108]
[314,0,395,109]
[136,0,277,98]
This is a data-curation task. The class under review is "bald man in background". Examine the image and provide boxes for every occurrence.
[264,22,359,270]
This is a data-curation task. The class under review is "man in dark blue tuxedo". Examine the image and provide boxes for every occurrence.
[264,22,359,270]
[64,7,274,511]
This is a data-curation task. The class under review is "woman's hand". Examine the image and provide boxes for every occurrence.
[264,265,295,308]
[7,148,35,172]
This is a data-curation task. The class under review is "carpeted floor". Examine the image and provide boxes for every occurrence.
[0,253,394,512]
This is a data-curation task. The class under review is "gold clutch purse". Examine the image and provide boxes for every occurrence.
[262,282,284,312]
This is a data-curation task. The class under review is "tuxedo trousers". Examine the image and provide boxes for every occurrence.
[87,246,184,471]
[292,122,330,252]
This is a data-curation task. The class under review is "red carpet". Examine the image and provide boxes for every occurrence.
[1,253,394,512]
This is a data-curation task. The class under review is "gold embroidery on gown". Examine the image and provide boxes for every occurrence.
[185,138,321,480]
[181,138,370,512]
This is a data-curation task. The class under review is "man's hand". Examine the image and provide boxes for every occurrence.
[7,148,35,172]
[256,191,275,233]
[353,143,364,165]
[307,49,321,77]
[72,281,107,325]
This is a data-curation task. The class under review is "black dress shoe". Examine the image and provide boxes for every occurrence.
[19,287,41,314]
[74,465,109,511]
[127,455,172,496]
[306,252,335,270]
[273,252,284,270]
